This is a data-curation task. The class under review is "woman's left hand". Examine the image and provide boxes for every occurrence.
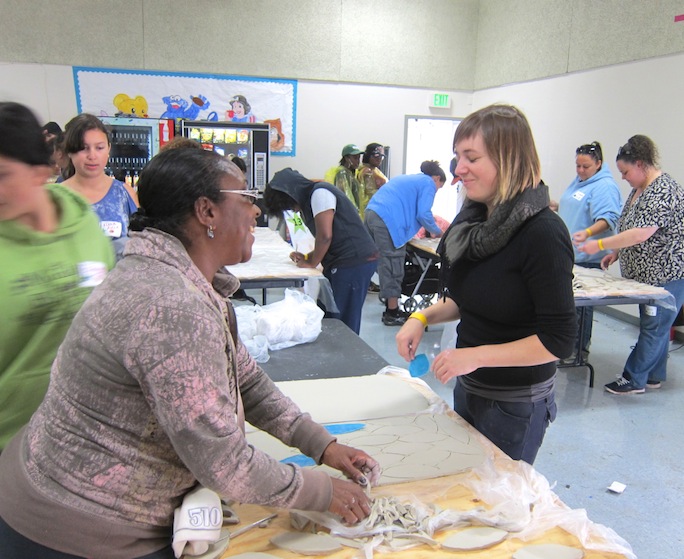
[576,239,599,255]
[321,442,381,486]
[432,347,480,383]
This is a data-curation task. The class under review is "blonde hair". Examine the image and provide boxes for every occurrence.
[453,104,541,204]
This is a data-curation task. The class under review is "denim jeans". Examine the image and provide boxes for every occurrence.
[453,383,557,465]
[0,515,174,558]
[323,259,377,334]
[623,278,684,387]
[575,262,602,353]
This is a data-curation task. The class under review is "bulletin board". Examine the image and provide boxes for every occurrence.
[73,66,297,156]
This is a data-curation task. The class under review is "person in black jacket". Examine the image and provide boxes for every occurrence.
[396,105,576,465]
[264,168,379,334]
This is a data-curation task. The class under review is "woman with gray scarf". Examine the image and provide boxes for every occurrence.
[396,104,576,465]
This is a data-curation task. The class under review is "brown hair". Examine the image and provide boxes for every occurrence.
[454,104,541,204]
[616,134,660,169]
[62,113,110,179]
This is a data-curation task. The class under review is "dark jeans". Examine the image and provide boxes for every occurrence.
[575,262,602,353]
[453,383,557,465]
[0,515,174,559]
[323,259,377,334]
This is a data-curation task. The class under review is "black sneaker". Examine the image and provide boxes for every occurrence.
[367,282,380,293]
[604,376,645,395]
[382,311,407,326]
[624,371,662,389]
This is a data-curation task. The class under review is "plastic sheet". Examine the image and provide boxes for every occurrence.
[235,289,324,362]
[460,457,637,559]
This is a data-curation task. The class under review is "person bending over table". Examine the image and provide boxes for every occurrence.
[364,160,446,327]
[578,134,684,395]
[0,149,378,559]
[558,141,622,363]
[264,168,379,335]
[396,104,576,465]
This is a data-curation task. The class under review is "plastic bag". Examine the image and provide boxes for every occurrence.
[235,289,324,361]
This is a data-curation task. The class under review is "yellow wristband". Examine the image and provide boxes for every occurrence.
[598,238,605,250]
[585,228,593,236]
[409,312,428,327]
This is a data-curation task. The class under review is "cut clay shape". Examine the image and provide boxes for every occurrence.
[227,553,281,559]
[441,526,508,550]
[270,532,342,555]
[513,543,584,559]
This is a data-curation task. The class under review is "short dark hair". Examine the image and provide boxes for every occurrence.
[159,136,202,152]
[130,148,241,246]
[62,113,111,179]
[42,121,62,137]
[616,135,659,168]
[263,184,296,216]
[0,102,52,166]
[420,160,446,183]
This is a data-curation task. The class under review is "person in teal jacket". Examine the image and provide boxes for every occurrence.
[0,102,114,450]
[558,141,622,360]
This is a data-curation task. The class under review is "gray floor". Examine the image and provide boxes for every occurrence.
[358,292,684,559]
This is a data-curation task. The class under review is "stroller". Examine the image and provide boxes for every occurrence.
[400,249,441,313]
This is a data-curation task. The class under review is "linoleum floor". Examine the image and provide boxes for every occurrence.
[359,292,684,559]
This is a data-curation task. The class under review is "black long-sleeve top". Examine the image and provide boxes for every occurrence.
[448,208,576,388]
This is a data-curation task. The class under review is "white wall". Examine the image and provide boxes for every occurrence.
[473,52,684,204]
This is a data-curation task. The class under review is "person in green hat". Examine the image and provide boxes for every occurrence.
[324,144,364,211]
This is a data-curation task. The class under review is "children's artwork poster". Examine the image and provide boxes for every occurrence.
[73,66,297,156]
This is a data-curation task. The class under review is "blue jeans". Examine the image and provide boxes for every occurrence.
[0,515,173,558]
[575,262,602,353]
[323,260,377,334]
[623,278,684,388]
[453,383,557,465]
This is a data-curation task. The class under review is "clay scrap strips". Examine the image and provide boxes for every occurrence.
[270,532,342,555]
[513,543,584,559]
[441,526,508,551]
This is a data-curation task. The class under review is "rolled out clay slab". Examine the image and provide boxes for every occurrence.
[270,531,342,555]
[441,526,508,550]
[513,543,584,559]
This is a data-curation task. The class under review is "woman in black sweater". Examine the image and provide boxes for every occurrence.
[396,104,576,464]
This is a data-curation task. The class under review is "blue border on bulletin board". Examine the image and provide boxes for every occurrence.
[73,66,297,156]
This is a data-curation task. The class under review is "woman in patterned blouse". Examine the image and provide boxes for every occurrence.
[578,135,684,395]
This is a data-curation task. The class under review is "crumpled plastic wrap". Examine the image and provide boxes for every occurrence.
[460,456,637,559]
[235,289,324,362]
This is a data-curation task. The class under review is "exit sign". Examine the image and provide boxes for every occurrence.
[430,92,451,109]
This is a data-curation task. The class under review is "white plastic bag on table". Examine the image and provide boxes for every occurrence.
[258,289,323,350]
[234,289,324,361]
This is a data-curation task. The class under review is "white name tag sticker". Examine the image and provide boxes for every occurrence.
[645,305,658,317]
[101,221,123,238]
[78,261,108,288]
[572,191,586,201]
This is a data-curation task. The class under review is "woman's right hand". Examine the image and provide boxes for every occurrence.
[396,317,425,361]
[328,477,371,524]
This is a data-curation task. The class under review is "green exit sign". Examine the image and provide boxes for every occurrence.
[430,92,451,109]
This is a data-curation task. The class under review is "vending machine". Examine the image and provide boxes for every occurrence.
[99,116,174,186]
[180,121,270,192]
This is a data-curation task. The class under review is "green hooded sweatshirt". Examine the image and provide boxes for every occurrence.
[0,183,115,449]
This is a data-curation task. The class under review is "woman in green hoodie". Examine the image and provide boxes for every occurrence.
[0,102,114,451]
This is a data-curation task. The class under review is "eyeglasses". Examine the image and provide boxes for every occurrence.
[371,151,385,158]
[219,189,259,205]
